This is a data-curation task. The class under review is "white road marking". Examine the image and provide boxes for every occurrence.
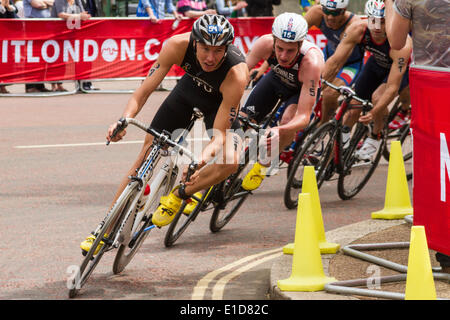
[14,138,209,149]
[191,247,283,300]
[14,140,144,149]
[211,251,283,300]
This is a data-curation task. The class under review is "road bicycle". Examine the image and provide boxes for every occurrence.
[68,111,203,298]
[284,80,387,208]
[274,97,323,177]
[164,96,288,247]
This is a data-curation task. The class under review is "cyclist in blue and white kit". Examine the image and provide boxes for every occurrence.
[305,0,364,125]
[322,0,412,161]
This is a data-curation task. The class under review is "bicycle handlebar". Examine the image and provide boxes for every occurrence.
[322,80,373,109]
[107,117,199,165]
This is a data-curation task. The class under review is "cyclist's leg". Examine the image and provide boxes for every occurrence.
[240,71,295,190]
[152,98,243,227]
[81,79,194,244]
[343,57,384,129]
[240,70,289,123]
[371,65,410,134]
[180,111,242,196]
[277,94,302,151]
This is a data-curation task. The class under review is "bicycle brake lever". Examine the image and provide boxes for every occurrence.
[106,117,127,146]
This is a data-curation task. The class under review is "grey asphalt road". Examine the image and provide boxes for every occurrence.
[0,83,411,300]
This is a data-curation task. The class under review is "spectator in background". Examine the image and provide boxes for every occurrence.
[299,0,316,15]
[176,0,216,18]
[81,0,100,17]
[14,0,24,17]
[385,0,449,68]
[80,0,101,90]
[51,0,90,20]
[214,0,247,17]
[23,0,54,93]
[385,0,450,274]
[0,0,18,94]
[245,0,280,17]
[136,0,182,22]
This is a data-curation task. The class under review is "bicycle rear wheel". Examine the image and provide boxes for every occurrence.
[337,124,386,200]
[284,121,336,209]
[210,190,249,233]
[113,174,173,274]
[383,100,412,162]
[163,191,207,247]
[209,163,252,233]
[68,185,137,298]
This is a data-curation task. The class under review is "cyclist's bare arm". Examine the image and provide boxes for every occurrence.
[245,34,273,71]
[199,62,249,168]
[280,48,324,134]
[304,4,324,28]
[384,0,410,50]
[322,19,366,83]
[360,36,412,123]
[107,33,189,142]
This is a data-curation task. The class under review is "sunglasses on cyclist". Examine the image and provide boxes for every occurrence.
[321,6,345,16]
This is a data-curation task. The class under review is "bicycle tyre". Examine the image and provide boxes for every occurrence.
[285,116,321,178]
[210,191,249,233]
[113,175,173,274]
[383,99,411,161]
[383,123,412,160]
[68,185,137,298]
[337,124,386,200]
[284,121,336,209]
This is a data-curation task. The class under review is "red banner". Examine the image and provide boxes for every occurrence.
[410,65,450,255]
[0,18,327,84]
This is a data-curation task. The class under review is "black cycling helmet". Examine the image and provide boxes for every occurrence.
[192,14,235,46]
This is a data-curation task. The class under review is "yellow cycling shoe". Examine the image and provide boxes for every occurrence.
[183,192,203,215]
[242,162,268,191]
[151,190,182,227]
[80,234,107,255]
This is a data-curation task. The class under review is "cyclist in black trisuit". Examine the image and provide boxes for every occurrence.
[239,12,325,191]
[81,14,249,253]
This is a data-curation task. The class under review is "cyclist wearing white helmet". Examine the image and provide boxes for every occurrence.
[240,12,325,191]
[322,0,412,161]
[305,0,364,125]
[80,14,249,251]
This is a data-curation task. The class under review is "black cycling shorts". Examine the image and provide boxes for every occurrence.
[150,74,240,138]
[354,55,409,101]
[240,70,300,123]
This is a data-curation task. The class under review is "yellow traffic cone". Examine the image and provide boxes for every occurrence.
[277,193,337,291]
[405,226,436,300]
[372,141,413,219]
[283,166,340,255]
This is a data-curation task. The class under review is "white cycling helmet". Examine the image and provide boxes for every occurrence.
[272,12,308,42]
[364,0,386,18]
[320,0,349,10]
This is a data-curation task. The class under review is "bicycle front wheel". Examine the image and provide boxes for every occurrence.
[284,121,336,209]
[68,185,137,298]
[337,124,386,200]
[113,175,173,274]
